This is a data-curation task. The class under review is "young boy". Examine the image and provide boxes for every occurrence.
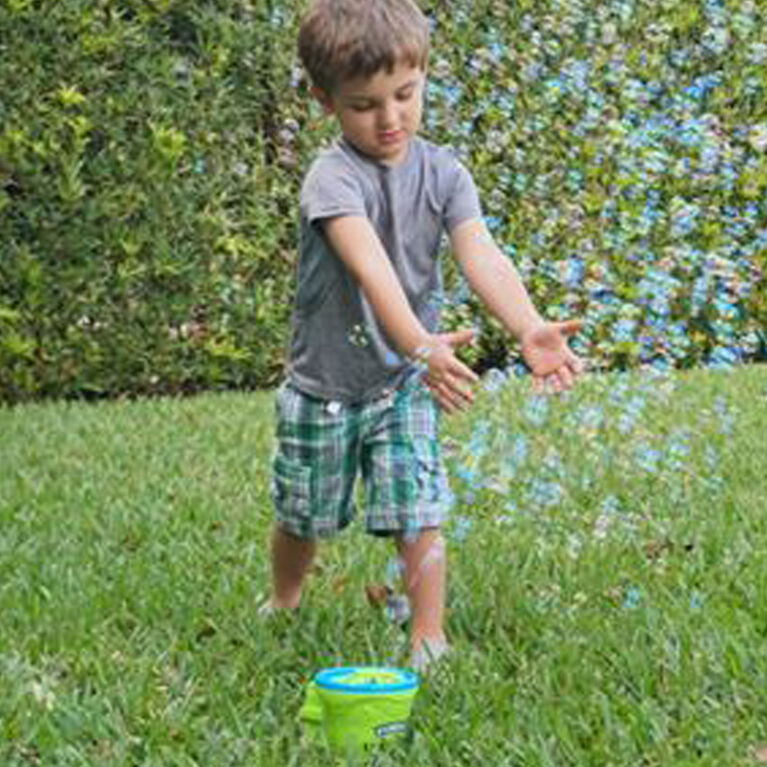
[264,0,585,671]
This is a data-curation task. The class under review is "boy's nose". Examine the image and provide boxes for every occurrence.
[378,101,398,128]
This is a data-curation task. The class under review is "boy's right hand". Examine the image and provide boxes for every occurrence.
[419,329,479,414]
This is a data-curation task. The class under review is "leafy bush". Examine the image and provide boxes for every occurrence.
[1,0,309,401]
[1,0,766,402]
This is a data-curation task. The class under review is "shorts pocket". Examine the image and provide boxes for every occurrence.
[275,380,300,421]
[271,453,313,522]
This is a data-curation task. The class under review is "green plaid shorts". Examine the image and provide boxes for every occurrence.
[270,372,454,539]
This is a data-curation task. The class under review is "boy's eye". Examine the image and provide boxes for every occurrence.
[347,87,415,111]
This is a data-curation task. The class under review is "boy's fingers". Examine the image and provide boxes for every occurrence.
[436,388,459,413]
[556,318,583,337]
[425,368,474,410]
[451,359,479,383]
[425,378,461,413]
[565,355,586,377]
[439,328,475,349]
[573,356,588,374]
[557,366,574,390]
[442,382,473,412]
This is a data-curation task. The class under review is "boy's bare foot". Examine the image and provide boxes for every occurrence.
[410,637,450,672]
[257,597,300,617]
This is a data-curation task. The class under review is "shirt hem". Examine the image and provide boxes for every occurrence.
[286,366,417,404]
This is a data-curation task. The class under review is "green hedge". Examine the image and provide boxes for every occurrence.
[1,0,766,402]
[1,0,311,401]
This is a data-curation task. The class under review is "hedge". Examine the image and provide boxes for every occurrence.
[1,0,766,402]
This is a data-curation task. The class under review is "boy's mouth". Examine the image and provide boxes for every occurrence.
[378,130,403,144]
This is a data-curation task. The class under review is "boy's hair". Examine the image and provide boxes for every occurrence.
[298,0,430,93]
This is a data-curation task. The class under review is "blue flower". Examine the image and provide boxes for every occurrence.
[482,368,507,393]
[636,445,662,473]
[523,395,549,427]
[623,587,642,609]
[612,318,637,343]
[451,516,473,542]
[707,345,741,369]
[527,479,563,508]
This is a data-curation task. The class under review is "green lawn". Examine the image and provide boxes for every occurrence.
[2,364,767,766]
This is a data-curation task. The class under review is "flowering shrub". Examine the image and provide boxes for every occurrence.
[427,0,767,373]
[1,0,765,401]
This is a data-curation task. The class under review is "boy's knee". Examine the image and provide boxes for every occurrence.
[394,526,445,553]
[273,524,319,548]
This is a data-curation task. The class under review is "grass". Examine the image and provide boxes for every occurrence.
[1,364,767,766]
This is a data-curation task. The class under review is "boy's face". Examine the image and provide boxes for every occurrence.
[314,61,425,165]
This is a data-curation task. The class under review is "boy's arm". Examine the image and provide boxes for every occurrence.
[322,215,478,396]
[322,216,430,358]
[449,218,584,392]
[450,218,544,339]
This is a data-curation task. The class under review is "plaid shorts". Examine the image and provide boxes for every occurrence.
[270,373,454,539]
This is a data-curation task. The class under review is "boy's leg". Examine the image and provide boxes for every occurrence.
[269,525,317,609]
[363,377,450,667]
[394,528,447,651]
[268,381,358,611]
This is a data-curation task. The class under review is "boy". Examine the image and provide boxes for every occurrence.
[263,0,585,671]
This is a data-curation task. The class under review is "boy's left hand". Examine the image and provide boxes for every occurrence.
[521,319,585,394]
[421,328,477,414]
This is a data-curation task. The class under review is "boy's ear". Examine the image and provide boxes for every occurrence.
[310,85,336,115]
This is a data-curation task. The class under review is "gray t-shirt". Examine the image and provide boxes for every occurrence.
[285,135,482,403]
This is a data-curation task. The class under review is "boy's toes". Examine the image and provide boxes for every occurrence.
[257,600,300,619]
[410,638,450,673]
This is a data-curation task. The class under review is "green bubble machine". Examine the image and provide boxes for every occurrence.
[300,666,419,752]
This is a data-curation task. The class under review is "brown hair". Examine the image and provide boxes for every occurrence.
[298,0,430,93]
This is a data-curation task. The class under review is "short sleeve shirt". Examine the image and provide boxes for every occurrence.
[285,135,482,403]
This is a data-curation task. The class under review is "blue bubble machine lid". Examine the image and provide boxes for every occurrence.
[314,666,419,694]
